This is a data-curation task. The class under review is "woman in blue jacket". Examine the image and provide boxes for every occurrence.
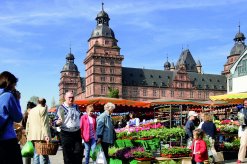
[0,71,23,164]
[96,102,116,162]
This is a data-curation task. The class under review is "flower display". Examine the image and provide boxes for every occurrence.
[214,119,239,134]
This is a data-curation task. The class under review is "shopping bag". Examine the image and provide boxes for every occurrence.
[90,144,101,161]
[21,141,34,157]
[96,148,107,164]
[213,151,224,162]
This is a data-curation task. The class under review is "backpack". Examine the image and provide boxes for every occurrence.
[238,108,247,125]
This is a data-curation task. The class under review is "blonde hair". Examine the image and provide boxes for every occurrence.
[104,102,115,111]
[204,113,213,122]
[86,104,94,112]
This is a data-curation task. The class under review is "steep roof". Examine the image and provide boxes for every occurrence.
[122,67,226,90]
[176,49,198,72]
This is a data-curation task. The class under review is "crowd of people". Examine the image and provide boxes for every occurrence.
[1,71,247,164]
[0,71,117,164]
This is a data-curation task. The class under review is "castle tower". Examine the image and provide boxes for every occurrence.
[164,57,171,70]
[83,3,124,98]
[59,50,82,103]
[222,25,246,76]
[196,60,202,74]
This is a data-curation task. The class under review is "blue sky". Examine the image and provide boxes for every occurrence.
[0,0,247,111]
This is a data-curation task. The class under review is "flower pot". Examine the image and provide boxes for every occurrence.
[135,157,154,161]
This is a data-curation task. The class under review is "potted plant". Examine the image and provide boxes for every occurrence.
[161,147,191,158]
[132,151,153,161]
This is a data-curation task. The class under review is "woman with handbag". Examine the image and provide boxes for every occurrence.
[0,71,23,164]
[26,98,51,164]
[80,104,97,164]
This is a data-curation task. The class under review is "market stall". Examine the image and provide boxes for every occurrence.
[74,97,151,112]
[209,92,247,104]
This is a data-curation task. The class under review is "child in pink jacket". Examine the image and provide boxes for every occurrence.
[191,129,208,164]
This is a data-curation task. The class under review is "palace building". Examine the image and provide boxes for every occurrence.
[59,5,247,102]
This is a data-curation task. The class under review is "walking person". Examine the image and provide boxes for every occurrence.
[191,129,208,164]
[96,102,116,163]
[0,71,23,164]
[22,101,37,164]
[26,98,51,164]
[237,99,247,164]
[185,111,198,147]
[54,91,83,164]
[80,104,97,164]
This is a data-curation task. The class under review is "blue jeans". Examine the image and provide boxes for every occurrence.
[33,150,50,164]
[84,138,96,164]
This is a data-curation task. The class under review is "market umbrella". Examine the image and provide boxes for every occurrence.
[209,92,247,104]
[148,98,199,105]
[195,100,230,106]
[74,97,151,108]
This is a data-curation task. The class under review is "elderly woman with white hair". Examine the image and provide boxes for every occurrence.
[96,102,116,162]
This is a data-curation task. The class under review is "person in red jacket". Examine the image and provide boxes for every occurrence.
[80,104,97,164]
[191,129,208,164]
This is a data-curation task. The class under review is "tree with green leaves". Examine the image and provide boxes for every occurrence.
[107,87,119,98]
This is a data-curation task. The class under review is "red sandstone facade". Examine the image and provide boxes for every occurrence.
[59,5,247,102]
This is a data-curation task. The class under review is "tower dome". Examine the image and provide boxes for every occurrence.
[234,32,246,42]
[230,25,246,56]
[164,61,171,68]
[164,57,171,70]
[62,52,78,72]
[90,3,115,39]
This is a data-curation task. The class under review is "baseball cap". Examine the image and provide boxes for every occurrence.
[188,111,198,118]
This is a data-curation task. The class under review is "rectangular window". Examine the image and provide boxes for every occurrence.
[190,91,194,98]
[198,91,202,99]
[110,77,115,82]
[143,89,147,96]
[170,90,174,97]
[133,87,138,97]
[161,89,166,97]
[100,68,105,73]
[101,85,106,94]
[110,68,114,74]
[123,88,127,96]
[101,76,105,82]
[179,91,183,97]
[153,89,157,97]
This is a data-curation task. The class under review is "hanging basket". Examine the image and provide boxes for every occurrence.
[35,141,59,155]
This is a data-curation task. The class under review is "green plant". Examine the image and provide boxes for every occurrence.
[133,151,152,158]
[116,131,128,139]
[162,147,191,156]
[109,147,122,157]
[107,87,119,98]
[224,142,233,150]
